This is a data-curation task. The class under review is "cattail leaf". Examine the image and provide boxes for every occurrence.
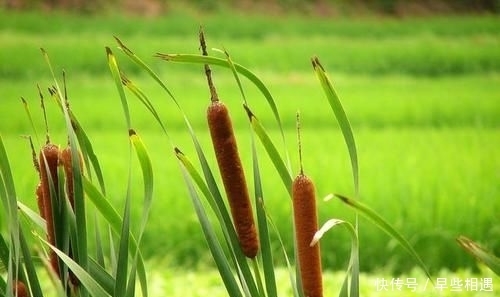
[244,105,292,194]
[222,48,247,105]
[457,236,500,275]
[312,57,359,197]
[39,236,110,296]
[0,136,43,295]
[46,83,106,195]
[334,194,433,282]
[129,129,153,297]
[0,234,8,271]
[17,202,46,232]
[156,52,291,170]
[106,46,131,130]
[155,53,283,130]
[94,215,106,267]
[129,130,153,241]
[0,274,5,292]
[115,37,177,104]
[312,219,359,297]
[18,230,44,297]
[114,169,131,297]
[177,156,244,297]
[121,75,169,136]
[175,148,260,297]
[83,177,148,296]
[88,258,115,295]
[126,261,138,297]
[0,135,23,281]
[251,135,278,297]
[262,204,302,297]
[311,219,345,246]
[20,97,40,144]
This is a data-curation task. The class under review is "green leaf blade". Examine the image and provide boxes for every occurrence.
[312,57,359,197]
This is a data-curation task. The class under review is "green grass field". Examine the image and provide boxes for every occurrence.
[1,8,499,285]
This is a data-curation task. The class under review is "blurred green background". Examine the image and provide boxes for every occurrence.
[0,0,499,275]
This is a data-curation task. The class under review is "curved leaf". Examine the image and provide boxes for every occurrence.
[334,194,432,282]
[312,57,358,197]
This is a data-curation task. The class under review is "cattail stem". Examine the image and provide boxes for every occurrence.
[199,27,219,103]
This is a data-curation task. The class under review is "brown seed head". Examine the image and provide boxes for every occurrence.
[13,280,29,297]
[39,143,60,276]
[207,101,259,258]
[59,146,83,210]
[293,173,323,297]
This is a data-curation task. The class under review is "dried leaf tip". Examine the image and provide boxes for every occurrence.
[128,128,136,136]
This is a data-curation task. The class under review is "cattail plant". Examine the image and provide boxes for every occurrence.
[36,94,61,277]
[200,28,259,259]
[293,113,323,297]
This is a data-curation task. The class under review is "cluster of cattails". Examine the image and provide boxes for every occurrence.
[34,139,81,283]
[200,30,322,296]
[32,96,82,288]
[292,114,323,297]
[201,28,259,259]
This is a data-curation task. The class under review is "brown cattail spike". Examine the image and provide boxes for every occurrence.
[202,27,259,258]
[39,143,60,276]
[59,146,83,210]
[59,145,83,287]
[293,114,323,297]
[207,102,259,258]
[293,174,323,297]
[13,280,29,297]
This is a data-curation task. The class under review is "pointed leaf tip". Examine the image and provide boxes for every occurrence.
[311,219,345,246]
[311,56,324,71]
[114,36,133,55]
[335,193,352,205]
[174,147,183,156]
[128,129,136,136]
[243,104,255,120]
